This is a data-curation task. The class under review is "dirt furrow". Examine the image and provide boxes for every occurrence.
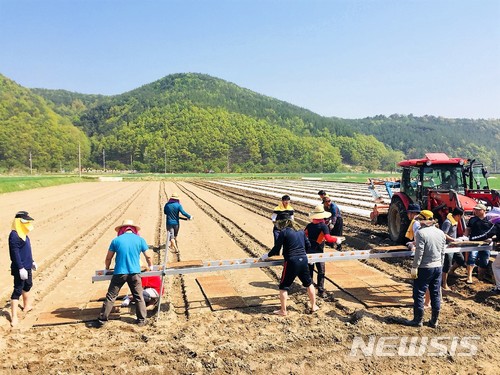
[191,180,500,311]
[4,183,151,329]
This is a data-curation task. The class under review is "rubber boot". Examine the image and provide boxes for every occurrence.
[477,267,486,281]
[405,307,423,327]
[428,309,440,328]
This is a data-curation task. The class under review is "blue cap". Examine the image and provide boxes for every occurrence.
[407,204,421,213]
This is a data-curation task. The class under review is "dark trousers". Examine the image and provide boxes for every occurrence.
[413,267,442,312]
[273,227,280,244]
[331,217,343,237]
[11,269,33,300]
[308,262,326,293]
[99,274,147,322]
[442,253,453,273]
[452,252,465,267]
[330,217,343,250]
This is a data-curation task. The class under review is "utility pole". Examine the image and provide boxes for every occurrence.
[78,143,82,177]
[164,147,167,174]
[29,151,32,175]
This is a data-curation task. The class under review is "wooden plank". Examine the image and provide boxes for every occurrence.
[196,275,247,311]
[361,275,399,287]
[448,241,489,247]
[373,245,408,252]
[34,307,120,326]
[324,260,413,307]
[90,288,128,302]
[166,260,204,269]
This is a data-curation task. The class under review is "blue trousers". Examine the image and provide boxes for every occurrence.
[413,267,442,312]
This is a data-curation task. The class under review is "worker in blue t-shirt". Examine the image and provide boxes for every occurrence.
[98,219,153,327]
[163,192,192,249]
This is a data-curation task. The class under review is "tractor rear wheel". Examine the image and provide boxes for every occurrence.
[388,198,410,243]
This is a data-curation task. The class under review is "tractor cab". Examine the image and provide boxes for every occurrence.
[387,153,486,243]
[465,160,490,190]
[400,163,466,211]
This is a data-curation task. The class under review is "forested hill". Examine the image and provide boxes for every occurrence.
[2,72,499,172]
[33,73,403,173]
[31,88,105,125]
[122,73,355,137]
[346,115,500,169]
[0,74,90,171]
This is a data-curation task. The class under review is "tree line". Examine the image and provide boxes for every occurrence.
[1,73,498,173]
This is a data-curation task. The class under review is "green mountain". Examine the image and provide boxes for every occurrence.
[346,114,500,169]
[1,72,498,173]
[31,88,105,124]
[67,73,402,172]
[0,74,90,171]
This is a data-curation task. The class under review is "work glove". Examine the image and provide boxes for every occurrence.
[149,265,155,272]
[121,295,131,307]
[260,253,269,261]
[410,268,418,279]
[32,261,38,271]
[406,242,416,251]
[336,238,343,245]
[19,268,28,280]
[189,216,194,221]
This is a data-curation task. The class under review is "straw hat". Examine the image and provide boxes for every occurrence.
[473,203,487,211]
[170,193,179,199]
[309,204,332,220]
[114,219,141,232]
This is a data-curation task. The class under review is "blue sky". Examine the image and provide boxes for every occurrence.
[1,0,499,119]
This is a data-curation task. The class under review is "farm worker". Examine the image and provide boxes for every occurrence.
[271,195,294,244]
[432,203,449,228]
[304,205,342,298]
[404,210,446,328]
[98,219,153,327]
[405,203,422,244]
[164,192,192,249]
[322,195,343,249]
[490,215,500,294]
[260,214,318,316]
[441,207,465,290]
[9,211,37,327]
[465,203,496,284]
[407,209,435,309]
[317,190,327,201]
[122,275,162,307]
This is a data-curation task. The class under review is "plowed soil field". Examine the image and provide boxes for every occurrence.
[1,180,499,375]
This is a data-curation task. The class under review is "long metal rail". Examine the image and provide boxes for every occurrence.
[92,244,496,282]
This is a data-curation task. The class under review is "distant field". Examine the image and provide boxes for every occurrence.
[120,171,399,183]
[0,176,90,194]
[489,176,500,189]
[0,172,498,192]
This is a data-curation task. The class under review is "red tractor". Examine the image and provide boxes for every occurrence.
[371,153,500,243]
